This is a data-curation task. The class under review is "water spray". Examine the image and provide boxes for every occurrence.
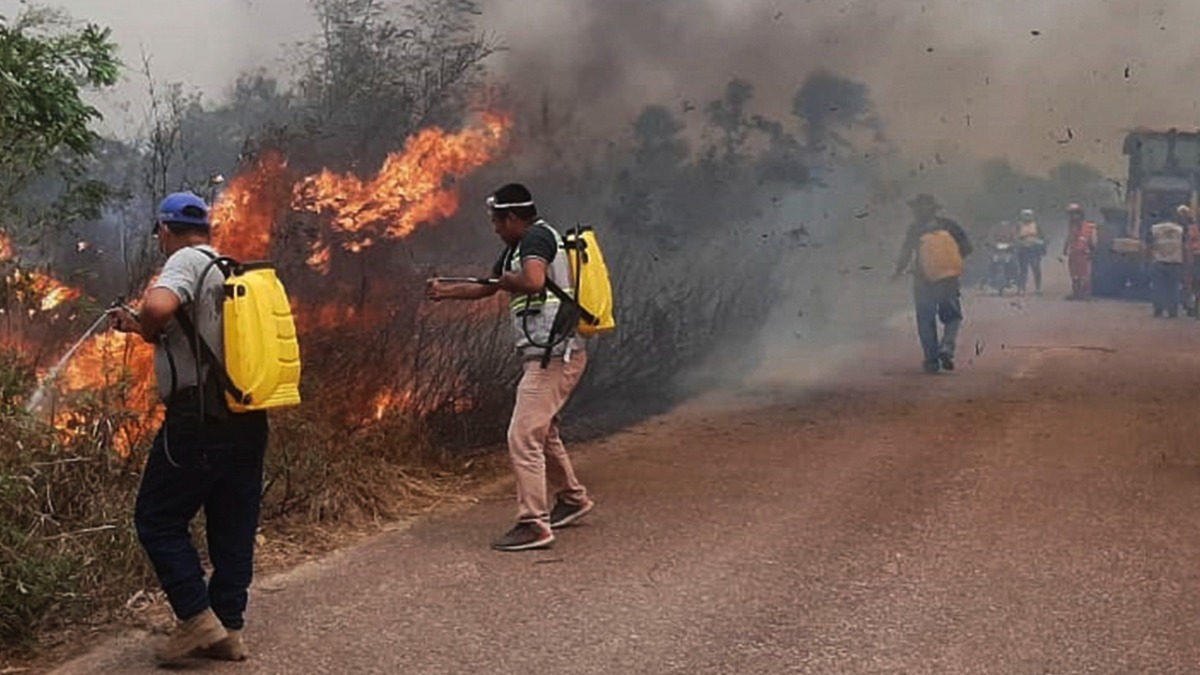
[25,298,130,415]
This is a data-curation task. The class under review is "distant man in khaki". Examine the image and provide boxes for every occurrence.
[426,183,594,551]
[1146,208,1187,318]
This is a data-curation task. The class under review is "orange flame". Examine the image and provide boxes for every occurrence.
[30,112,515,456]
[372,388,415,421]
[306,241,332,276]
[39,283,80,311]
[293,112,511,260]
[7,269,83,311]
[54,331,160,457]
[211,151,291,261]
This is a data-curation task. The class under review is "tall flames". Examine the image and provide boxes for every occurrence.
[23,112,513,451]
[294,111,511,261]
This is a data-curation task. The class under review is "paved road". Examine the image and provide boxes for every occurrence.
[55,291,1200,674]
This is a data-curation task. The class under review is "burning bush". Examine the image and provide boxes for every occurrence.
[0,347,151,648]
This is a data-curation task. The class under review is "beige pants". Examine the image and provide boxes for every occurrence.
[508,352,589,524]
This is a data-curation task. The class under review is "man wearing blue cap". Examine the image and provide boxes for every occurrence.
[109,192,267,664]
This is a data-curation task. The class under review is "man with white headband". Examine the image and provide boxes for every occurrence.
[426,183,594,551]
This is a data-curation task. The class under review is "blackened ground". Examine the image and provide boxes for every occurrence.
[53,278,1200,674]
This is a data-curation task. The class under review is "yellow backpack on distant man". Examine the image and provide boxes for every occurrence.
[917,229,964,282]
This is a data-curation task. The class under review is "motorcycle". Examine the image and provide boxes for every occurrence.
[986,242,1019,295]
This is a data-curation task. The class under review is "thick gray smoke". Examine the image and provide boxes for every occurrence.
[37,0,1200,395]
[485,0,1200,175]
[482,0,1200,390]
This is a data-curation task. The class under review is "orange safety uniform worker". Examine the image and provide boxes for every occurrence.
[1063,203,1098,300]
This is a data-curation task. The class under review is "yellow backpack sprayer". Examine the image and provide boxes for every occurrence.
[434,223,616,367]
[518,224,616,367]
[177,249,302,416]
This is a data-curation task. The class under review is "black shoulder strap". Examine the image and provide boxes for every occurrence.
[174,310,248,405]
[544,278,599,327]
[175,247,250,406]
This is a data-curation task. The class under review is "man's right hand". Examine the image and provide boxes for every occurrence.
[425,278,449,302]
[107,307,141,335]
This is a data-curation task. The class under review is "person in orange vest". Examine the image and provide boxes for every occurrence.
[1062,203,1098,300]
[1180,205,1200,316]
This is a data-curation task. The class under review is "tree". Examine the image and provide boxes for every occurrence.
[632,105,689,177]
[0,7,119,210]
[704,78,755,164]
[294,0,497,169]
[792,69,877,154]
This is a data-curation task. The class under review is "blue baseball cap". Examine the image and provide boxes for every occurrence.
[155,192,210,231]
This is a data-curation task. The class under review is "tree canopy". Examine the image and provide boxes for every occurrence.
[0,7,119,204]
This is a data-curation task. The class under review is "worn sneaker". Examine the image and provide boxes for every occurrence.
[154,608,227,664]
[922,360,940,374]
[492,522,554,552]
[192,628,247,661]
[939,353,955,372]
[549,499,595,529]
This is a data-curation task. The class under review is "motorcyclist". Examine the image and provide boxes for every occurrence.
[982,221,1018,293]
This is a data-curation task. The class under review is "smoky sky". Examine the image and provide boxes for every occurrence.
[23,0,1200,174]
[487,0,1200,176]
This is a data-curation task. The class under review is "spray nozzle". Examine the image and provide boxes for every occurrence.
[107,296,139,320]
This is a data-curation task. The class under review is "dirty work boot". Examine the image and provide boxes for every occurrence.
[939,352,956,372]
[193,629,248,661]
[492,522,554,552]
[154,608,227,664]
[549,498,595,529]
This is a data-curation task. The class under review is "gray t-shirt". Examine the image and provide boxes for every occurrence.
[152,245,225,402]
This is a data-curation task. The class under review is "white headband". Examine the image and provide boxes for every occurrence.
[486,196,535,209]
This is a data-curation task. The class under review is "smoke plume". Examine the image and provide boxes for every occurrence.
[486,0,1200,175]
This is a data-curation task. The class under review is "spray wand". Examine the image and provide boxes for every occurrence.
[25,297,133,415]
[431,276,498,285]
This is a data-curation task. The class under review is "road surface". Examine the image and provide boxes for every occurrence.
[55,288,1200,674]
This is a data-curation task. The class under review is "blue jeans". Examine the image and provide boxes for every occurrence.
[1151,261,1182,317]
[134,395,268,629]
[1017,247,1043,293]
[914,284,963,365]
